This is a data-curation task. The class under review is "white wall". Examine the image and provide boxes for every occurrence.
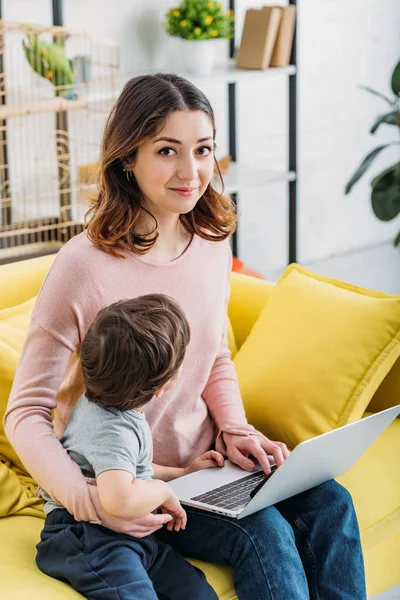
[5,0,400,274]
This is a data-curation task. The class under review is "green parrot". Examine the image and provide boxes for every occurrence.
[22,34,75,98]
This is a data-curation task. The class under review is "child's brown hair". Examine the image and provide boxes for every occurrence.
[79,294,190,411]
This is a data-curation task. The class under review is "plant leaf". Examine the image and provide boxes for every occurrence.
[371,163,400,221]
[370,111,399,134]
[359,85,393,105]
[345,145,392,194]
[370,161,400,188]
[394,231,400,246]
[391,59,400,96]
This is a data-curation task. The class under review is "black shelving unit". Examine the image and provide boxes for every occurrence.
[229,0,297,263]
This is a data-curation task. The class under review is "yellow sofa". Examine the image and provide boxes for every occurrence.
[1,254,399,599]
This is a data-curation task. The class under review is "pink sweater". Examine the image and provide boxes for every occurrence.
[4,232,255,523]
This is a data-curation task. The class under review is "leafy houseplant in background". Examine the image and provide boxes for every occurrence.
[345,60,400,246]
[164,0,234,76]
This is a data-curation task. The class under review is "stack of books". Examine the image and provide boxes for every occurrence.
[236,5,296,70]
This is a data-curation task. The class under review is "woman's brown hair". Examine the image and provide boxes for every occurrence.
[85,73,237,257]
[79,294,190,411]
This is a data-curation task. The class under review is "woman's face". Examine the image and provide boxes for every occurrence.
[128,110,215,217]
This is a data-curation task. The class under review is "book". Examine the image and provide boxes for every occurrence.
[270,5,296,67]
[235,6,282,70]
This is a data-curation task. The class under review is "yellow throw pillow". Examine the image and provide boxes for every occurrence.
[234,264,400,449]
[229,272,275,350]
[227,317,238,358]
[0,296,37,470]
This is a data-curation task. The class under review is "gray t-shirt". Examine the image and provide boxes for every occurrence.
[42,394,154,514]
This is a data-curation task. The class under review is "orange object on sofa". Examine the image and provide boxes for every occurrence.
[232,256,264,279]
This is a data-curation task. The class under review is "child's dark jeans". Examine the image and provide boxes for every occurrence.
[36,508,217,600]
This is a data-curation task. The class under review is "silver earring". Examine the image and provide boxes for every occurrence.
[123,168,134,183]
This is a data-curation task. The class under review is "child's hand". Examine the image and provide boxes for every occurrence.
[186,450,225,475]
[160,493,187,532]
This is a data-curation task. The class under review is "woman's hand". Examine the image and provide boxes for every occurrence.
[223,432,290,474]
[185,450,225,475]
[88,483,173,537]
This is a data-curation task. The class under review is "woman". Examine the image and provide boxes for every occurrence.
[5,73,367,599]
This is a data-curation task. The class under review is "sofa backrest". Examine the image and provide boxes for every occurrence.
[1,252,276,350]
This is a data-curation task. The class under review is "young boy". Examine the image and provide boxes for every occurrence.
[36,294,223,600]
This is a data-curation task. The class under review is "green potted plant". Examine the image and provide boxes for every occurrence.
[345,59,400,246]
[164,0,234,76]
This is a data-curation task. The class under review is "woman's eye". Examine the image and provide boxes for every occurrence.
[158,147,176,157]
[196,145,213,156]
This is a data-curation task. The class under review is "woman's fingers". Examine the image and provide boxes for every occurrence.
[245,442,273,474]
[275,440,291,459]
[226,435,289,474]
[139,512,173,531]
[260,438,290,465]
[167,518,175,531]
[227,446,255,471]
[144,512,173,525]
[123,512,173,537]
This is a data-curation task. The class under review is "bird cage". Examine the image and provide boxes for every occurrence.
[0,20,119,263]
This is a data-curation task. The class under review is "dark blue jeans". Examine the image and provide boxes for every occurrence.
[36,508,218,600]
[156,479,367,600]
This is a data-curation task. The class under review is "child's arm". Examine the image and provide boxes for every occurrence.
[97,469,179,521]
[153,450,225,482]
[152,464,186,481]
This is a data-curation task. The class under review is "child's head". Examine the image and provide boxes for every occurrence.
[79,294,190,411]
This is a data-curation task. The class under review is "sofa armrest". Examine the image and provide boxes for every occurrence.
[228,272,275,350]
[0,254,56,310]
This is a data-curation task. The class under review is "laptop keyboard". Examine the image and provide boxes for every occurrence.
[190,471,267,511]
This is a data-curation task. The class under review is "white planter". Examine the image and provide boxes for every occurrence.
[180,39,217,76]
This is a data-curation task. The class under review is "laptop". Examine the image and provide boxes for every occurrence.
[169,404,400,520]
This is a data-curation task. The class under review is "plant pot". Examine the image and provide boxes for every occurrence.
[180,39,217,76]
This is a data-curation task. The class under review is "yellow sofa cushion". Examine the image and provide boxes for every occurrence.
[234,264,400,448]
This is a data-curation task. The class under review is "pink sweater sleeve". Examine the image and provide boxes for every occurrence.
[202,250,258,453]
[4,251,100,523]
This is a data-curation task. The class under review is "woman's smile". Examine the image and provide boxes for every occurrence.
[168,187,199,197]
